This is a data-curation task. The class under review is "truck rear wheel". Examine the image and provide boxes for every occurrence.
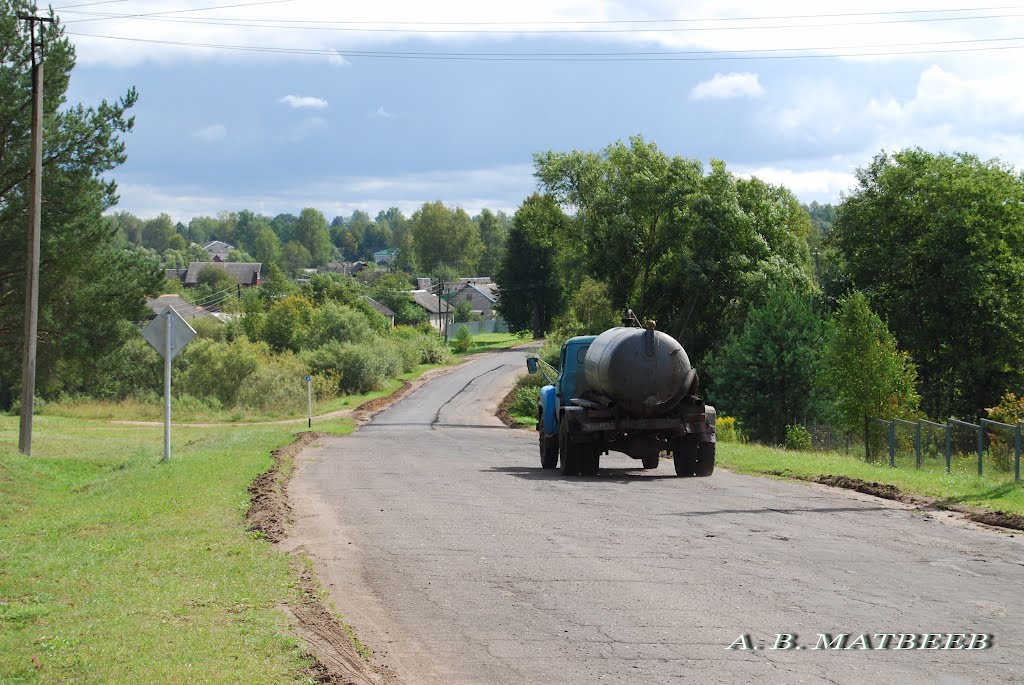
[558,418,580,476]
[581,448,600,476]
[673,440,716,477]
[641,455,659,469]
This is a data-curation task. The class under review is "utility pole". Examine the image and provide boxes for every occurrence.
[17,12,54,456]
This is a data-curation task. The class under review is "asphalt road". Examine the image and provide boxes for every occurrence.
[289,348,1024,685]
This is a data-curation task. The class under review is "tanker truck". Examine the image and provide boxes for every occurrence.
[526,315,716,477]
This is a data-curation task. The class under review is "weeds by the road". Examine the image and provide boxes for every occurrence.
[0,415,354,683]
[42,363,450,424]
[718,442,1024,517]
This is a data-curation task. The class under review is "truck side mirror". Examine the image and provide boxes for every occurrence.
[526,357,538,374]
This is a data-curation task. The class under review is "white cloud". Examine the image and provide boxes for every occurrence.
[328,51,351,67]
[372,106,395,119]
[690,72,765,100]
[192,124,226,142]
[278,94,328,109]
[733,165,857,197]
[109,164,535,222]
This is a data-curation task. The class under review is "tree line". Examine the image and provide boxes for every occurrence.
[111,203,513,277]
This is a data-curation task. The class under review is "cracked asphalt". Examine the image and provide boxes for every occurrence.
[289,348,1024,684]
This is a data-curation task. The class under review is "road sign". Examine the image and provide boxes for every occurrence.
[142,306,196,360]
[140,307,197,461]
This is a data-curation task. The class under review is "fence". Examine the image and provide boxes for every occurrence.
[450,318,509,336]
[865,416,1021,481]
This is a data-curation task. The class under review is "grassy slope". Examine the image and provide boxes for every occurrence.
[717,441,1024,516]
[0,415,353,684]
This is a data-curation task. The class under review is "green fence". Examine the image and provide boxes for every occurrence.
[866,416,1021,482]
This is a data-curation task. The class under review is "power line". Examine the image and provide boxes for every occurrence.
[55,4,1024,26]
[52,0,134,9]
[63,31,1024,61]
[60,0,295,24]
[59,11,1024,34]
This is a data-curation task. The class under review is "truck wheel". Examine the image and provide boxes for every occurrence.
[581,448,600,476]
[641,455,659,470]
[540,422,559,470]
[693,442,716,477]
[673,440,715,477]
[558,418,580,476]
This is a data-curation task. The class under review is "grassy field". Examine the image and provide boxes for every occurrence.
[0,415,354,684]
[44,363,453,424]
[717,441,1024,516]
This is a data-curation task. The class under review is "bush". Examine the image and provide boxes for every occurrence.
[715,416,747,444]
[785,424,813,451]
[176,337,264,406]
[302,340,401,395]
[308,301,375,348]
[234,351,310,412]
[191,316,227,341]
[453,326,473,353]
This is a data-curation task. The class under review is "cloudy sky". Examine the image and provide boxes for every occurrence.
[53,0,1024,221]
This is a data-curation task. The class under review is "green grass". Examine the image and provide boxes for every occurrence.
[0,414,355,683]
[453,332,532,355]
[718,441,1024,516]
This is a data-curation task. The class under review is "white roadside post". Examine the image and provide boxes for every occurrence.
[306,375,312,428]
[142,307,196,462]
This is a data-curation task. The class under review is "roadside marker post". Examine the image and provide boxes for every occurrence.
[306,375,312,428]
[142,307,196,461]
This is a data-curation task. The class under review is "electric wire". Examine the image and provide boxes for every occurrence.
[61,30,1024,61]
[58,8,1024,33]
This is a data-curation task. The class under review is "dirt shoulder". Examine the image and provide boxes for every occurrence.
[244,360,472,684]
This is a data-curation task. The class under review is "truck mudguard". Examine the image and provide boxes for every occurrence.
[539,384,558,437]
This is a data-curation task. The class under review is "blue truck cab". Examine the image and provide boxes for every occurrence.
[534,335,595,438]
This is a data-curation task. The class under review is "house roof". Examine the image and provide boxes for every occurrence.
[455,282,497,303]
[184,261,262,286]
[145,294,216,321]
[374,248,398,256]
[363,296,396,318]
[411,290,446,314]
[202,240,234,252]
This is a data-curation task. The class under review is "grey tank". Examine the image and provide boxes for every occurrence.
[583,327,694,418]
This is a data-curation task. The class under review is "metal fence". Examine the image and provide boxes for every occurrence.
[865,416,1021,482]
[450,318,509,336]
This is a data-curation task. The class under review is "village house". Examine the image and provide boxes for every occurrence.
[183,261,262,287]
[202,240,234,262]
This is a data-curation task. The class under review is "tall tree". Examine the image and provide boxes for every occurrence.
[534,137,813,366]
[708,289,823,444]
[0,3,161,404]
[291,207,334,266]
[817,291,920,432]
[832,149,1024,417]
[475,208,510,277]
[494,194,568,336]
[252,224,282,266]
[410,201,483,274]
[140,213,175,253]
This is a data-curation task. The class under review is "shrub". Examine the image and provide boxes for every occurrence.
[785,424,813,451]
[453,326,473,353]
[715,416,747,444]
[302,340,400,395]
[234,351,309,412]
[191,316,226,341]
[308,301,375,348]
[261,295,314,353]
[176,337,264,406]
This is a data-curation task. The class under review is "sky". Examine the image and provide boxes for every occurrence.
[50,0,1024,221]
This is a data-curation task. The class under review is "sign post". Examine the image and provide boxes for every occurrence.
[306,375,312,428]
[142,307,196,461]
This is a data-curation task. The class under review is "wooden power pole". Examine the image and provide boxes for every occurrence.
[17,13,53,456]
